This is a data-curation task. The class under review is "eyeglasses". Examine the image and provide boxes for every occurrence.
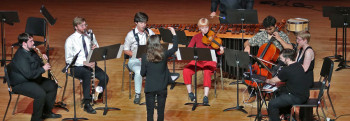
[78,24,88,27]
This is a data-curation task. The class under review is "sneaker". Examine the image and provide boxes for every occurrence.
[188,92,195,101]
[203,96,209,105]
[134,93,141,104]
[94,86,103,101]
[243,96,256,103]
[84,103,96,114]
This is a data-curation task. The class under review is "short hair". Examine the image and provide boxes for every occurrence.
[73,16,86,29]
[134,12,148,22]
[280,49,296,61]
[297,31,311,43]
[18,33,32,46]
[262,16,276,28]
[197,18,209,27]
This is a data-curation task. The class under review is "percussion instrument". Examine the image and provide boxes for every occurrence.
[287,18,309,32]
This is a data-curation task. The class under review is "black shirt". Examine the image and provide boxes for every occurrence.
[10,47,45,86]
[141,36,178,93]
[278,62,311,101]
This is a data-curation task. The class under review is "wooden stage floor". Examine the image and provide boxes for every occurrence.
[1,0,350,120]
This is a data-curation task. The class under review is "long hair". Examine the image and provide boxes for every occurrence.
[146,35,164,62]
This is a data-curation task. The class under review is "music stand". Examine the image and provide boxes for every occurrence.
[89,44,122,115]
[177,47,217,111]
[159,28,185,85]
[223,49,248,114]
[329,7,350,71]
[226,9,258,51]
[323,6,343,62]
[0,11,19,67]
[63,50,89,121]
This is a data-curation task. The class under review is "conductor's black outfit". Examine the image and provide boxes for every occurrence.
[10,47,58,121]
[141,36,178,121]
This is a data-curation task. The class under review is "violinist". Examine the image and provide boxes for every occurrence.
[183,18,224,105]
[243,16,293,103]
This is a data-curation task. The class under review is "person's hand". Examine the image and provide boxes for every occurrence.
[83,62,95,68]
[210,12,216,18]
[42,54,48,61]
[91,44,97,50]
[43,63,51,71]
[138,58,142,62]
[244,46,250,54]
[168,27,176,35]
[219,46,224,54]
[273,31,282,41]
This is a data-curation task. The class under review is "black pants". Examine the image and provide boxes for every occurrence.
[145,89,167,121]
[12,78,57,121]
[268,92,305,121]
[71,66,109,104]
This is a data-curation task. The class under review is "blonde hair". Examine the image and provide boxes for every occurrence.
[297,31,311,43]
[73,16,86,29]
[197,18,209,27]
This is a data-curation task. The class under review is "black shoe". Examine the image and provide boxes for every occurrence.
[134,93,141,104]
[203,96,209,105]
[188,92,195,101]
[98,92,103,100]
[84,103,97,114]
[42,112,62,119]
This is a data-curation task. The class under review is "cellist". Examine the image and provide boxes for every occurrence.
[183,18,224,105]
[243,16,293,103]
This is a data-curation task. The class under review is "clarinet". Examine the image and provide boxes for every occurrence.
[87,29,97,103]
[34,48,60,85]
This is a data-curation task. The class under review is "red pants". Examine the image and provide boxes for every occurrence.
[183,61,217,87]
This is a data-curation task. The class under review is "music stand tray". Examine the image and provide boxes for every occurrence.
[159,28,187,45]
[0,11,19,66]
[87,44,123,115]
[225,9,259,24]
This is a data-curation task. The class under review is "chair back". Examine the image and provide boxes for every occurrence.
[320,57,333,80]
[316,81,326,105]
[4,63,13,92]
[25,17,46,37]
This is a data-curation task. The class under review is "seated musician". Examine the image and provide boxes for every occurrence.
[183,18,224,105]
[10,33,61,121]
[124,12,155,104]
[266,49,311,121]
[295,31,314,87]
[243,15,293,103]
[65,16,109,114]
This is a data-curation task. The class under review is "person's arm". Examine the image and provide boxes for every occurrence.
[140,55,147,77]
[124,32,134,57]
[302,49,314,72]
[274,32,293,49]
[165,27,178,58]
[65,37,74,64]
[266,76,281,84]
[210,0,220,15]
[243,40,251,54]
[16,53,45,80]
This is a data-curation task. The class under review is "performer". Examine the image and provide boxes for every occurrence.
[65,16,109,114]
[10,33,61,121]
[183,18,224,105]
[210,0,254,23]
[124,12,155,104]
[266,49,311,121]
[141,27,178,121]
[295,31,314,87]
[243,15,293,103]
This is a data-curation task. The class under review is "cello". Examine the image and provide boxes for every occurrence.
[245,20,286,88]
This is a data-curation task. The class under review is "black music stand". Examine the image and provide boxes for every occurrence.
[178,47,217,111]
[0,11,19,67]
[90,44,122,115]
[63,50,89,121]
[223,49,248,114]
[226,9,258,50]
[329,7,350,71]
[323,6,343,62]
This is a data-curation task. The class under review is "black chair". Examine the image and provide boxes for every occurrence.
[290,81,327,121]
[212,55,223,98]
[11,17,46,58]
[310,57,336,116]
[60,65,84,108]
[121,54,134,99]
[3,63,29,121]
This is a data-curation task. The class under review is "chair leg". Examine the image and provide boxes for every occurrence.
[316,106,321,121]
[220,66,223,90]
[320,104,327,121]
[214,71,217,98]
[327,89,337,117]
[122,61,126,91]
[129,72,132,99]
[290,106,295,121]
[80,80,83,108]
[12,95,20,115]
[3,93,12,121]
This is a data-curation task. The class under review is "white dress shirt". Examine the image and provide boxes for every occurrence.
[124,28,155,58]
[65,31,99,66]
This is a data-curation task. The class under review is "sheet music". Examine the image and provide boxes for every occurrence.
[210,49,217,62]
[117,45,124,59]
[176,48,182,60]
[171,75,178,81]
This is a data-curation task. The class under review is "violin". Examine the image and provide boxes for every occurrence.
[202,26,223,49]
[245,20,286,88]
